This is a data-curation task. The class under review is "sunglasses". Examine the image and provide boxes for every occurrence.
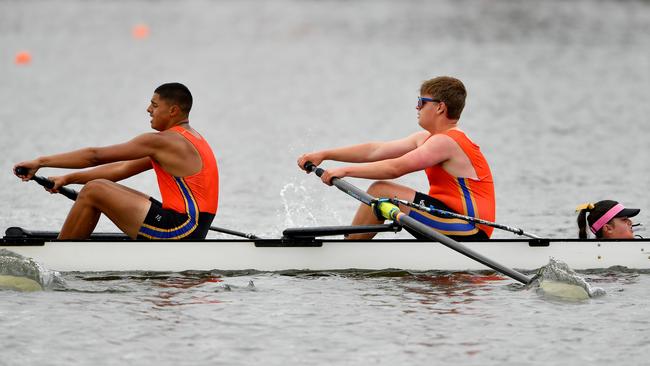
[417,97,441,110]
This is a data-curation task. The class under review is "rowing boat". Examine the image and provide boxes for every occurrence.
[8,168,646,286]
[2,227,649,272]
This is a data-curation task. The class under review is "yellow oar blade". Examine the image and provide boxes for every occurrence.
[0,275,43,292]
[1,249,65,291]
[532,258,605,300]
[539,280,590,300]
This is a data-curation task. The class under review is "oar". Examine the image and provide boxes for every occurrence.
[304,162,532,285]
[395,199,541,239]
[13,167,258,239]
[209,225,260,239]
[15,167,79,200]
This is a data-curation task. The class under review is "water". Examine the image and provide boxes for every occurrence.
[1,0,650,364]
[2,269,650,365]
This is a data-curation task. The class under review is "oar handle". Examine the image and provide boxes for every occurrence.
[14,167,79,201]
[304,162,323,176]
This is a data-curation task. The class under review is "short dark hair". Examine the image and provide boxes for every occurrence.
[420,76,466,119]
[154,83,193,114]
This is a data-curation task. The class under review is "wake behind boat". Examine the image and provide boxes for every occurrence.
[2,226,649,273]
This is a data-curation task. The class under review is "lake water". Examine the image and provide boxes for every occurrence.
[1,0,649,364]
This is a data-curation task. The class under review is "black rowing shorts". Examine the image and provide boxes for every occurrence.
[406,192,489,241]
[137,197,215,240]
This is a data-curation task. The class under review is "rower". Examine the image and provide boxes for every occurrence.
[297,76,495,240]
[576,200,641,239]
[13,83,219,240]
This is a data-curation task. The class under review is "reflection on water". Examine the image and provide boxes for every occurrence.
[153,275,224,289]
[147,275,232,308]
[397,272,507,314]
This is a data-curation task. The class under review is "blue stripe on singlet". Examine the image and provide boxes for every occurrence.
[408,210,478,236]
[407,180,480,236]
[458,178,476,217]
[138,178,199,239]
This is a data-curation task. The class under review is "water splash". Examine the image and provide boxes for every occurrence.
[279,182,318,227]
[531,258,605,300]
[0,249,66,291]
[279,180,346,229]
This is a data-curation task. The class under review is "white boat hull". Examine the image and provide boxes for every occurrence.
[2,238,649,272]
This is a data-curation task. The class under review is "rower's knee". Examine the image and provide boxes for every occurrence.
[367,181,394,197]
[77,179,112,203]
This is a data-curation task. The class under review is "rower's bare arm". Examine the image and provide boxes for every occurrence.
[365,132,427,162]
[386,134,455,176]
[322,134,453,182]
[14,133,164,181]
[298,132,424,170]
[325,132,423,162]
[33,133,163,170]
[63,158,152,185]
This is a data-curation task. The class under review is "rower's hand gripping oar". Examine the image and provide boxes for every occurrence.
[303,162,532,285]
[13,167,259,240]
[14,166,79,200]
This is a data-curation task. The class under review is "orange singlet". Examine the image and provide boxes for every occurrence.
[411,129,495,237]
[138,126,219,239]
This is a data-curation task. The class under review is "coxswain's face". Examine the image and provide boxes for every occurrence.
[603,217,634,239]
[147,93,172,131]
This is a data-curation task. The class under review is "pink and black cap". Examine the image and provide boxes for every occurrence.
[588,200,640,234]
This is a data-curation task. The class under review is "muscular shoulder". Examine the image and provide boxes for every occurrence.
[420,132,458,150]
[415,132,465,164]
[133,130,185,148]
[412,131,433,147]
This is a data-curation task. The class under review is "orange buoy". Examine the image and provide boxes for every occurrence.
[15,51,32,65]
[132,24,150,39]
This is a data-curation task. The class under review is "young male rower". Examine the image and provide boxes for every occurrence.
[576,200,640,239]
[297,76,495,240]
[13,82,219,240]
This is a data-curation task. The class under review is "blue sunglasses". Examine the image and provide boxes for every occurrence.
[417,97,440,110]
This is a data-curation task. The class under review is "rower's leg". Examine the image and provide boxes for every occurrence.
[347,181,416,240]
[58,179,151,240]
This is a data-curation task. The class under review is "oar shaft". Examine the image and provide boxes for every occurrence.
[209,226,260,240]
[304,162,531,285]
[307,164,374,205]
[31,175,79,201]
[398,214,531,284]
